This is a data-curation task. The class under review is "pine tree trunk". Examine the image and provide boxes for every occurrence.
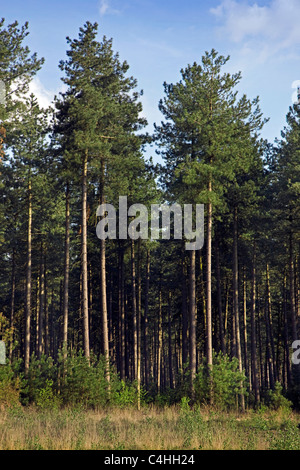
[206,195,213,369]
[63,182,70,357]
[233,207,245,412]
[283,273,292,388]
[157,279,162,393]
[131,238,138,380]
[289,230,298,342]
[100,237,110,381]
[143,248,150,389]
[9,247,16,362]
[289,228,300,388]
[118,243,126,380]
[137,239,142,409]
[35,276,40,356]
[189,249,196,398]
[251,243,260,403]
[181,250,188,370]
[108,278,114,362]
[243,267,249,379]
[216,242,225,354]
[265,262,277,386]
[224,276,230,350]
[44,254,49,357]
[168,291,174,389]
[82,150,90,361]
[38,242,45,360]
[99,158,110,382]
[25,178,32,374]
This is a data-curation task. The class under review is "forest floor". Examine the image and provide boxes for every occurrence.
[0,405,300,450]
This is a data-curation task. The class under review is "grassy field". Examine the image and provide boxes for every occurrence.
[0,405,300,450]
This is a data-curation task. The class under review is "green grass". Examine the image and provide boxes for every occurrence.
[1,405,300,450]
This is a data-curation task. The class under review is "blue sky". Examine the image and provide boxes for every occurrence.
[2,0,300,161]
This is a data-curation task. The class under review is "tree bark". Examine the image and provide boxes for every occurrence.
[25,178,32,374]
[118,243,126,380]
[137,239,142,409]
[289,230,298,342]
[181,250,188,370]
[157,277,162,393]
[206,195,213,369]
[99,157,110,381]
[283,273,292,388]
[9,247,16,362]
[100,237,110,380]
[131,238,138,380]
[168,291,174,389]
[82,150,90,361]
[143,247,150,389]
[242,266,249,379]
[265,262,277,387]
[233,207,245,412]
[216,242,225,354]
[189,249,196,398]
[38,241,45,360]
[63,181,70,357]
[44,253,49,357]
[251,242,260,404]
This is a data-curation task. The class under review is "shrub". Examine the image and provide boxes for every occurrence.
[194,352,247,410]
[35,379,61,410]
[58,351,110,408]
[22,354,58,405]
[112,379,144,408]
[265,382,292,411]
[0,364,20,408]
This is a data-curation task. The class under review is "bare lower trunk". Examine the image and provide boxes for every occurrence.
[82,151,90,361]
[99,158,110,382]
[38,242,45,360]
[251,242,260,404]
[206,197,213,368]
[137,239,142,409]
[233,207,245,412]
[157,278,162,393]
[289,230,298,342]
[101,238,110,381]
[143,248,150,389]
[216,242,225,354]
[25,179,32,374]
[168,291,174,389]
[189,249,196,398]
[181,250,188,370]
[9,248,16,362]
[131,239,138,380]
[118,243,126,380]
[63,182,70,357]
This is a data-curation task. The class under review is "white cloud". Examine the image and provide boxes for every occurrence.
[28,77,66,110]
[210,0,300,54]
[99,0,121,17]
[99,0,109,16]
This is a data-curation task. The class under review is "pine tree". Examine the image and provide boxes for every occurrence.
[5,94,50,372]
[56,22,147,374]
[156,50,266,402]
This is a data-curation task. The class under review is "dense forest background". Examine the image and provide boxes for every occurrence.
[1,18,300,411]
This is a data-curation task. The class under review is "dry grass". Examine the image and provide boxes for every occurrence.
[0,405,299,450]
